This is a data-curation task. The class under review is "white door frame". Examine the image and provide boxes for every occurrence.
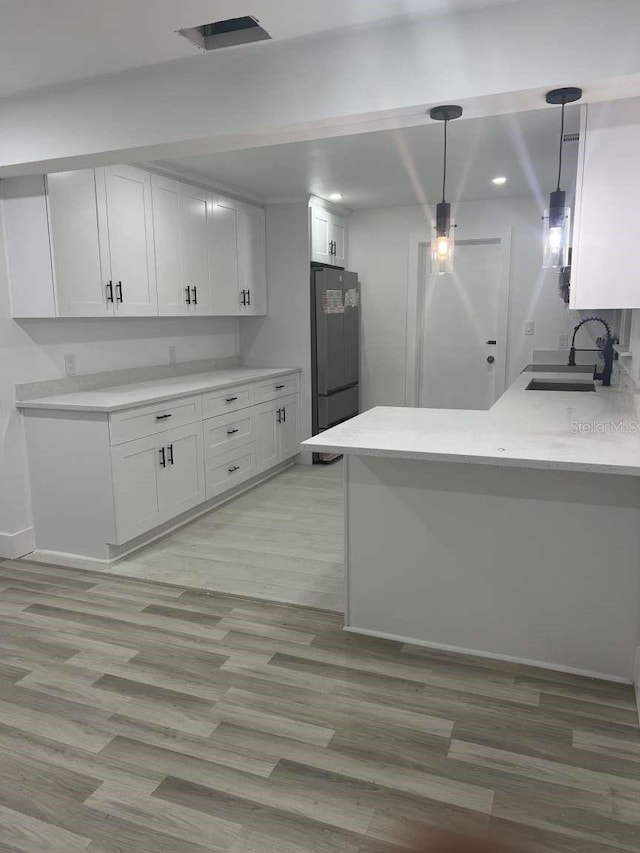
[404,229,512,407]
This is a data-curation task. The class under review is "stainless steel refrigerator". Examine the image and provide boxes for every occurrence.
[311,266,360,462]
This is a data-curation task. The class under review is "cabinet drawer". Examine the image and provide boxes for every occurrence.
[253,373,300,404]
[202,384,254,419]
[109,396,202,446]
[203,409,255,459]
[205,444,255,500]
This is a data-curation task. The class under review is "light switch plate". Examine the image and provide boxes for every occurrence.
[524,322,535,336]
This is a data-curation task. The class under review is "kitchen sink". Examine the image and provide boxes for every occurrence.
[526,379,596,392]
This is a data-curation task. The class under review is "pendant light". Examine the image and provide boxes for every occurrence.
[429,104,463,275]
[542,87,582,268]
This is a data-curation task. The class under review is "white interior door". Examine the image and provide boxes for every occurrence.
[417,238,508,410]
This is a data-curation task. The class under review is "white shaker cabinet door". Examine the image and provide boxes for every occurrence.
[180,183,213,314]
[310,205,332,265]
[237,201,267,315]
[254,400,281,473]
[111,435,163,544]
[278,395,300,462]
[47,170,113,317]
[210,197,241,315]
[159,422,206,520]
[98,165,158,316]
[152,174,189,316]
[331,213,347,267]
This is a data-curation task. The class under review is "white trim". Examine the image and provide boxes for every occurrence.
[343,625,633,685]
[0,527,35,560]
[405,229,512,408]
[21,460,296,571]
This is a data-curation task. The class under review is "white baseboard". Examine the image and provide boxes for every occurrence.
[343,625,633,685]
[0,527,35,560]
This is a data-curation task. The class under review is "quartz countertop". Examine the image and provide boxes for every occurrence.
[16,368,301,413]
[303,370,640,476]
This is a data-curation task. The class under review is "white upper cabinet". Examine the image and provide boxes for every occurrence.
[48,170,112,317]
[2,166,267,319]
[310,205,332,265]
[98,165,157,316]
[310,202,348,266]
[571,98,640,309]
[237,200,267,315]
[180,183,212,314]
[210,196,267,315]
[152,174,212,315]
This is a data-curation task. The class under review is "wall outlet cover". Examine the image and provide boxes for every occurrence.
[64,354,77,376]
[524,322,535,336]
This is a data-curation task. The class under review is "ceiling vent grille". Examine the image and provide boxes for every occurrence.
[178,16,271,51]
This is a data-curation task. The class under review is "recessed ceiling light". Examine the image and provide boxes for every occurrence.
[328,193,343,201]
[492,176,507,186]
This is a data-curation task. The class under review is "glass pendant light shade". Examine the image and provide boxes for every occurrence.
[543,87,582,269]
[431,201,455,275]
[429,105,462,276]
[543,189,571,268]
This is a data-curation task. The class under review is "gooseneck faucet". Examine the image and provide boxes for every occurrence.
[567,316,617,386]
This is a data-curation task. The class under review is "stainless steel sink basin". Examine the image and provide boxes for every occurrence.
[526,379,596,392]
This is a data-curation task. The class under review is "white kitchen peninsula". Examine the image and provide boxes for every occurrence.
[304,370,640,682]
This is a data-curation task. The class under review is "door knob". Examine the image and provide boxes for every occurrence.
[487,355,495,364]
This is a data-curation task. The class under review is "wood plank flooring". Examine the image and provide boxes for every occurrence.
[110,462,344,611]
[0,560,639,852]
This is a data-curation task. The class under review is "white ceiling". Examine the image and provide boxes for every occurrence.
[154,105,581,208]
[0,0,541,98]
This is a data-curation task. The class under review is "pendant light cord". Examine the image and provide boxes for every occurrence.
[556,101,566,192]
[442,119,448,203]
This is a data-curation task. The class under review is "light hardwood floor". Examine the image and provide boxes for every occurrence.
[109,461,344,611]
[0,560,638,852]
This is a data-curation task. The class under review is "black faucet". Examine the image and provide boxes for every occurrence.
[567,316,617,386]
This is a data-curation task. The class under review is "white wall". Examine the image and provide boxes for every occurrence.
[348,196,603,412]
[240,203,312,460]
[0,201,240,554]
[2,0,640,174]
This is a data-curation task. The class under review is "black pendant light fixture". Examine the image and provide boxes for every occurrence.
[429,104,463,275]
[542,86,582,268]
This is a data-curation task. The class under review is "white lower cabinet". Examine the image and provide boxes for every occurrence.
[112,422,204,544]
[255,394,300,473]
[22,372,300,562]
[205,444,256,500]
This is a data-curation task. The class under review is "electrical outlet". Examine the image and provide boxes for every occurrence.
[559,334,569,349]
[64,354,77,376]
[168,346,177,365]
[524,321,535,336]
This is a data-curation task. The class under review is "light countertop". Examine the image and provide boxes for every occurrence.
[303,370,640,476]
[16,367,301,413]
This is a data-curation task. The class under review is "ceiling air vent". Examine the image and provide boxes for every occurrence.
[178,16,271,51]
